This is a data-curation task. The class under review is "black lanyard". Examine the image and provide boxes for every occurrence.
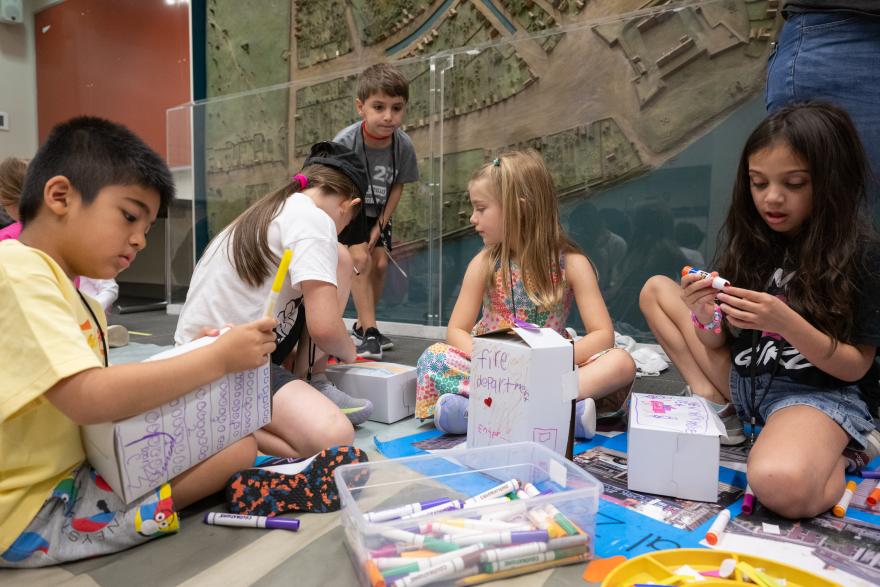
[76,289,109,368]
[746,330,784,444]
[359,125,397,237]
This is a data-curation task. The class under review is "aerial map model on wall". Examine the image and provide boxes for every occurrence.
[202,0,779,248]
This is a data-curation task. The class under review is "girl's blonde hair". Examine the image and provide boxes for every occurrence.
[471,150,579,309]
[0,157,28,216]
[228,163,358,287]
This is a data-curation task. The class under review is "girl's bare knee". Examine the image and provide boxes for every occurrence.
[611,348,636,382]
[749,458,823,518]
[306,412,355,453]
[639,275,674,309]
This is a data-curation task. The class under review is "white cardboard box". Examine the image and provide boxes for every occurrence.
[82,335,272,503]
[627,392,726,502]
[324,362,416,423]
[467,327,579,456]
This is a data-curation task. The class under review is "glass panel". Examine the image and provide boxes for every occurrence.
[165,63,441,324]
[167,0,778,340]
[432,0,776,340]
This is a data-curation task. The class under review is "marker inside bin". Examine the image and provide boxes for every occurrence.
[334,442,601,587]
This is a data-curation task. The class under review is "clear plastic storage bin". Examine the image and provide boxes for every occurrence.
[334,442,602,587]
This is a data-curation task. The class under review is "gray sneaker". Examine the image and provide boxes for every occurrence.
[356,327,383,360]
[682,386,745,445]
[716,402,746,446]
[309,375,373,426]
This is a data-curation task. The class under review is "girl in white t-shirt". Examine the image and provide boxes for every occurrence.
[175,142,372,458]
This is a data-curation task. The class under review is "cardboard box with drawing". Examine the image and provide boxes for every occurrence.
[467,327,579,456]
[82,332,272,503]
[627,393,727,502]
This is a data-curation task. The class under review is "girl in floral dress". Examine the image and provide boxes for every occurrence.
[415,151,635,435]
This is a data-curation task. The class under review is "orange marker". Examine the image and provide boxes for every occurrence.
[400,550,438,558]
[833,480,857,517]
[866,486,880,507]
[364,559,385,587]
[705,510,731,546]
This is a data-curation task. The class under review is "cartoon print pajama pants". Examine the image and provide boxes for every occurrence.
[1,464,178,567]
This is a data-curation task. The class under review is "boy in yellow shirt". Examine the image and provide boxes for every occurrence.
[0,117,276,567]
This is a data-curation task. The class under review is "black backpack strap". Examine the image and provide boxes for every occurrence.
[271,299,306,365]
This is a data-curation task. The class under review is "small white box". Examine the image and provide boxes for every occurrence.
[324,362,416,423]
[627,393,726,502]
[82,335,272,503]
[467,327,579,456]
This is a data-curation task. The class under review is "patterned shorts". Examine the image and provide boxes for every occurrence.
[1,465,178,568]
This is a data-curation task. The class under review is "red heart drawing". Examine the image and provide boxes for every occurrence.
[484,397,493,407]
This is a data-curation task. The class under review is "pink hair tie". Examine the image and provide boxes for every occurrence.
[292,173,308,191]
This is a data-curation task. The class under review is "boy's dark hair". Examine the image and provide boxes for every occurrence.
[19,116,175,226]
[357,63,409,103]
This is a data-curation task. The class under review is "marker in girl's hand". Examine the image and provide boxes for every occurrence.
[682,266,730,290]
[263,249,293,318]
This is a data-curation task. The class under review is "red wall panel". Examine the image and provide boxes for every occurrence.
[35,0,190,161]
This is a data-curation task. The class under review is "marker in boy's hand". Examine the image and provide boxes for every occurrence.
[213,317,277,373]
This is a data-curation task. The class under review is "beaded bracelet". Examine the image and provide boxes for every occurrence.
[691,305,723,334]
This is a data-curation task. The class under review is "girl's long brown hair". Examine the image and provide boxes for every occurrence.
[471,150,579,309]
[228,164,357,287]
[0,157,28,213]
[716,102,878,347]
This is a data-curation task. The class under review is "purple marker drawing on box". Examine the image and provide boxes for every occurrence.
[514,318,540,331]
[533,428,558,449]
[122,431,176,491]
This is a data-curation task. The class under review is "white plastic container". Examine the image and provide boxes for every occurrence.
[335,442,601,586]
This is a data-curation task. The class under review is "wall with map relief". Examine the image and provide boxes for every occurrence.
[191,0,781,329]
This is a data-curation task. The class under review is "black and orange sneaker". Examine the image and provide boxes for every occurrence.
[225,445,368,515]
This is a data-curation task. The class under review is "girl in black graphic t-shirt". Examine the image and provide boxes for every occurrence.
[641,102,880,519]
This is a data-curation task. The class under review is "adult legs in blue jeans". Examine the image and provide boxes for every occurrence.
[766,12,880,205]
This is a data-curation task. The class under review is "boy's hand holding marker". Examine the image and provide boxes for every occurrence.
[213,319,277,373]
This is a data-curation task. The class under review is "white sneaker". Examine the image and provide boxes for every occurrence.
[575,398,597,439]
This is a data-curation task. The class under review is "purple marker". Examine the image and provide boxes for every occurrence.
[370,544,402,558]
[742,485,756,515]
[204,512,300,532]
[514,318,541,331]
[366,498,453,522]
[861,470,880,479]
[451,529,549,546]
